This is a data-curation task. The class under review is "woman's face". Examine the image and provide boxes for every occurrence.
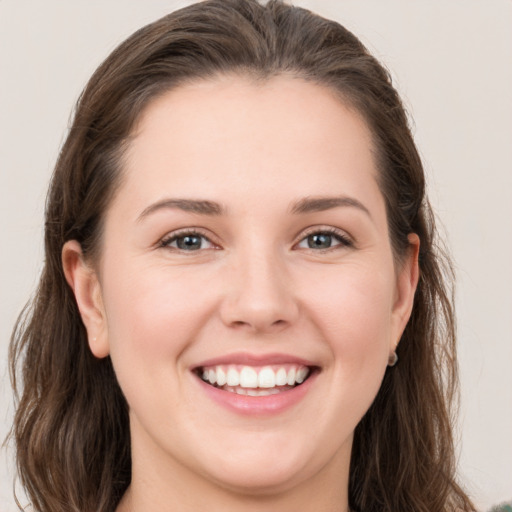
[68,75,418,497]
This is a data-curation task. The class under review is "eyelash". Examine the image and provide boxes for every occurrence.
[158,227,354,253]
[159,228,218,252]
[295,227,354,252]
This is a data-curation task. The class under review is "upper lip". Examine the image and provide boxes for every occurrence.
[191,352,318,370]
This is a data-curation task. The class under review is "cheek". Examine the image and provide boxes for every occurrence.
[303,263,395,366]
[99,261,222,425]
[286,263,396,463]
[101,261,217,372]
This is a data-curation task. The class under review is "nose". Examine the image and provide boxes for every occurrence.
[219,250,299,334]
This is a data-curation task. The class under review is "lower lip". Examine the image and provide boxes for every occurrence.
[195,372,317,416]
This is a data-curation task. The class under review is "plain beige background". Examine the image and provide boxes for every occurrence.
[1,1,511,510]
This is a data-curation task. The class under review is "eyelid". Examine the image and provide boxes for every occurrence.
[158,227,220,251]
[294,225,354,250]
[157,225,354,252]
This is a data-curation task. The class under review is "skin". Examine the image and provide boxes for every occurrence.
[63,75,419,512]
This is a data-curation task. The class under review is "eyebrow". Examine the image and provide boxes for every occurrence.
[137,198,225,221]
[137,195,371,221]
[290,195,372,218]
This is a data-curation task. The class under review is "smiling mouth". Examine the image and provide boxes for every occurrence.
[195,364,315,396]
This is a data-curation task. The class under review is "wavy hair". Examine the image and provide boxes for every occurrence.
[9,1,475,510]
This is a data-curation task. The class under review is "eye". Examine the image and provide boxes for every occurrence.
[296,229,353,251]
[160,230,216,252]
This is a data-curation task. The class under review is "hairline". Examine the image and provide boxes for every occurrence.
[87,70,404,273]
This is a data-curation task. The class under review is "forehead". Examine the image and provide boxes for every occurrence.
[116,74,384,222]
[130,74,375,160]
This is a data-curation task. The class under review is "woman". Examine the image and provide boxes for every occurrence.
[9,0,477,510]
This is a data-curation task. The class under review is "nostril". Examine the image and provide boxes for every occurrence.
[227,318,289,332]
[231,320,250,328]
[219,277,300,332]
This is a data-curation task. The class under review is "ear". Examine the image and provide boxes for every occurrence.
[390,233,420,352]
[62,240,110,358]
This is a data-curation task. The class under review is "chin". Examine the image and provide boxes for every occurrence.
[191,432,333,496]
[206,459,311,496]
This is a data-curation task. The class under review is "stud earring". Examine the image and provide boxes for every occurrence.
[388,352,398,367]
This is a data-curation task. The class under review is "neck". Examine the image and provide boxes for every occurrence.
[118,477,350,512]
[118,484,350,512]
[116,423,352,512]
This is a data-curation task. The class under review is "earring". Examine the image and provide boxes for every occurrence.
[388,352,398,367]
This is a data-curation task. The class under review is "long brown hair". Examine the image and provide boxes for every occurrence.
[9,1,475,510]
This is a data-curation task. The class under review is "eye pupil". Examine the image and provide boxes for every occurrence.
[308,233,332,249]
[177,235,202,250]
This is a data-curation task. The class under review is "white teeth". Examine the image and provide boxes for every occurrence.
[296,367,309,384]
[224,386,292,396]
[216,367,226,386]
[200,364,311,390]
[226,368,240,386]
[247,388,280,396]
[276,367,287,386]
[240,366,258,388]
[286,367,296,386]
[258,366,275,388]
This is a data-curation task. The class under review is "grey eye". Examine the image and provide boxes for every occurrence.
[162,232,215,251]
[296,230,352,251]
[176,234,204,250]
[306,233,335,249]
